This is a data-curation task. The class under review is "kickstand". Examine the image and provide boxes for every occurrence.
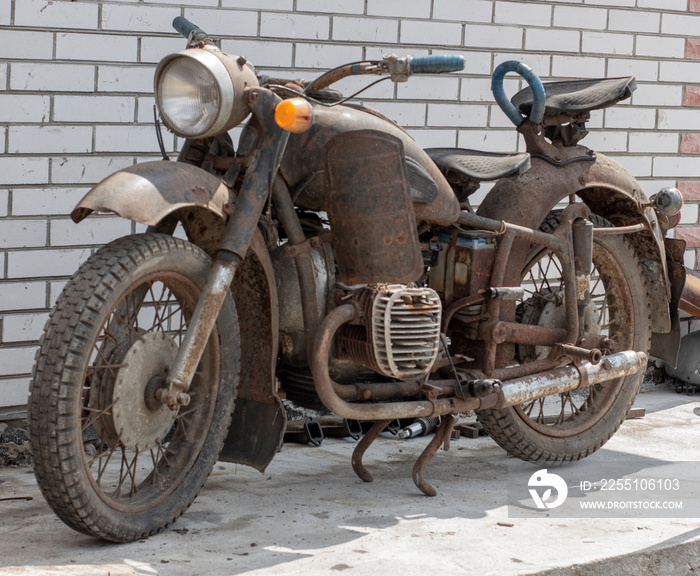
[351,419,392,483]
[412,415,456,497]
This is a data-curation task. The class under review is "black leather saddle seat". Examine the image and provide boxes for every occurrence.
[425,148,531,182]
[511,76,636,120]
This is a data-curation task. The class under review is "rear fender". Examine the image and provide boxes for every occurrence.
[477,148,674,361]
[73,160,284,471]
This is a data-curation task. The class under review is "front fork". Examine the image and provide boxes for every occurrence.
[159,87,287,410]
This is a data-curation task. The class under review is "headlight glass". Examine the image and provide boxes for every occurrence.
[157,56,221,137]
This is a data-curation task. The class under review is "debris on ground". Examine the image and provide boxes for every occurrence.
[0,422,31,467]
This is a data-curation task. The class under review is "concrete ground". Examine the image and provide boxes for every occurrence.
[1,382,699,576]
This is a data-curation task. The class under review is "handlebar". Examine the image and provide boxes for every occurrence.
[491,60,545,126]
[172,16,211,44]
[409,55,465,75]
[170,18,464,95]
[307,53,465,93]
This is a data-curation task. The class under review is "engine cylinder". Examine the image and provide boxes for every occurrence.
[337,284,442,381]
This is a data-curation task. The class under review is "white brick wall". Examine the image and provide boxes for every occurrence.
[0,0,697,410]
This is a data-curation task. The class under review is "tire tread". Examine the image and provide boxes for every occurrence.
[29,234,238,541]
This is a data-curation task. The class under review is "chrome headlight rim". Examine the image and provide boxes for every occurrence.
[155,48,236,139]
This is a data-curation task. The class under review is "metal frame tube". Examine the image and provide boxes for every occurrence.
[271,177,320,359]
[478,319,612,350]
[310,304,647,420]
[459,206,590,376]
[572,217,593,302]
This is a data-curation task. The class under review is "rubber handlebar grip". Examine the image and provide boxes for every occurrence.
[172,17,200,39]
[409,55,465,75]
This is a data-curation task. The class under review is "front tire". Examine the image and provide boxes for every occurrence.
[477,213,651,463]
[29,233,239,542]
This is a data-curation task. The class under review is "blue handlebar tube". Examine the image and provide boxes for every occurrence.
[491,61,546,126]
[409,55,465,75]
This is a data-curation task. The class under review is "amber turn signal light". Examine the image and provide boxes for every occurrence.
[274,98,313,133]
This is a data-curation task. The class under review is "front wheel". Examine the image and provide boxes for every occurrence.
[477,213,651,464]
[29,233,239,542]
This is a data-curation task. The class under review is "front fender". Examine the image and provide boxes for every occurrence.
[477,146,674,357]
[71,161,230,225]
[73,160,285,472]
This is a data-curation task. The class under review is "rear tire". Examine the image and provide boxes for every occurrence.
[29,233,239,542]
[477,213,651,463]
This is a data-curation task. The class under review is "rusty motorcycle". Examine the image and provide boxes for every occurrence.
[28,17,690,542]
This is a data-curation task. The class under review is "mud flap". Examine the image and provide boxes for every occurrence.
[652,260,683,369]
[665,330,700,385]
[218,397,286,472]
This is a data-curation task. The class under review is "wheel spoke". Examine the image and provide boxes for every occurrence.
[551,257,563,276]
[94,443,118,486]
[91,346,119,379]
[567,392,580,418]
[158,305,185,333]
[157,441,171,468]
[176,414,190,443]
[523,399,537,417]
[115,446,140,497]
[113,311,145,344]
[81,401,116,434]
[590,275,603,295]
[555,394,567,425]
[86,363,125,375]
[148,284,168,333]
[535,397,545,424]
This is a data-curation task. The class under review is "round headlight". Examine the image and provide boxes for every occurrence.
[157,55,226,137]
[155,48,257,139]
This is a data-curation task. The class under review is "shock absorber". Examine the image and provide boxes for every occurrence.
[572,217,593,336]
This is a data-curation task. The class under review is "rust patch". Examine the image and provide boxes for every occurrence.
[324,130,423,285]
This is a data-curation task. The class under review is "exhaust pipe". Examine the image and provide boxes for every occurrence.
[311,305,647,421]
[681,267,700,318]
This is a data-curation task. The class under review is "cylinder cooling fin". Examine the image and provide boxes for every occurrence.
[370,285,442,380]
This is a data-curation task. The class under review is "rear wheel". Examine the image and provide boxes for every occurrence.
[29,233,239,542]
[477,213,651,463]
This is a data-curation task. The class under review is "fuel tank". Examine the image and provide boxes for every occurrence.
[278,103,459,227]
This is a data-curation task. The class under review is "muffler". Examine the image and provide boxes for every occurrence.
[488,350,647,409]
[681,266,700,318]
